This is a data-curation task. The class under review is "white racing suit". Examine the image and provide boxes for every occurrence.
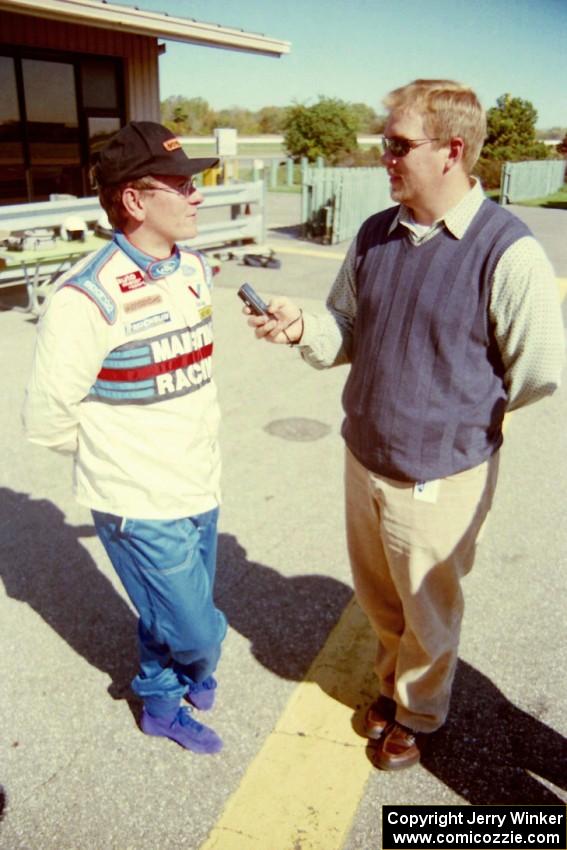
[23,230,222,519]
[23,231,227,708]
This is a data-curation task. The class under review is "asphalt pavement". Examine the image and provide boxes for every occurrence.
[0,191,566,850]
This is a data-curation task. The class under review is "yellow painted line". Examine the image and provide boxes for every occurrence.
[269,244,347,260]
[201,598,376,850]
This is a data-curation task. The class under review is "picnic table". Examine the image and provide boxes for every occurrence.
[0,234,108,315]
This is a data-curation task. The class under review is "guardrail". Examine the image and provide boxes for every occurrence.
[182,180,265,249]
[0,196,103,234]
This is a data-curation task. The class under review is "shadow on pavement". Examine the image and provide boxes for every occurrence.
[0,491,352,703]
[216,533,353,681]
[218,534,567,803]
[3,490,565,804]
[421,660,567,803]
[268,224,305,240]
[0,488,138,711]
[362,659,567,804]
[539,201,567,210]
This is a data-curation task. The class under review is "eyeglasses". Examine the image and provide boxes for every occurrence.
[142,178,197,198]
[381,136,440,158]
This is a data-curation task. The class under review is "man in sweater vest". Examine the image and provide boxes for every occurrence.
[244,80,565,769]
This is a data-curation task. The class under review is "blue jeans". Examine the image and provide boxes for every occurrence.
[93,508,227,714]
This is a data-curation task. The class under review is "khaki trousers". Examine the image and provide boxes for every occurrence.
[345,446,499,733]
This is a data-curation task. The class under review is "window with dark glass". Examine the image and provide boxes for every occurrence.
[81,58,119,110]
[0,50,124,204]
[88,116,122,156]
[0,55,26,203]
[22,58,83,200]
[81,58,124,186]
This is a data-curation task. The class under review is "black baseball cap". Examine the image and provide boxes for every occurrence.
[93,121,219,186]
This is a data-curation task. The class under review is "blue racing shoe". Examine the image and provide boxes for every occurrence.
[186,676,217,711]
[141,706,222,754]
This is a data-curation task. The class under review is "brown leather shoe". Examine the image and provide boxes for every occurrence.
[374,722,423,770]
[364,695,396,740]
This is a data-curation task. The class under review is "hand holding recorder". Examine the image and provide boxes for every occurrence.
[237,283,303,345]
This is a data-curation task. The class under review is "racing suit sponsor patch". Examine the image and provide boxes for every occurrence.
[124,293,163,314]
[126,311,171,335]
[150,258,178,277]
[88,317,213,404]
[118,270,145,292]
[64,278,117,324]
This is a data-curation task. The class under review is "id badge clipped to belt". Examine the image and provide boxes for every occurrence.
[413,480,440,504]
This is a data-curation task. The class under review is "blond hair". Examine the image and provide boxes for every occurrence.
[383,79,486,173]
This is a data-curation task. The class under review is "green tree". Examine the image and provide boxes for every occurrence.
[172,105,188,129]
[161,96,215,135]
[369,113,387,135]
[256,105,289,134]
[284,97,359,163]
[481,94,550,161]
[349,102,378,134]
[211,107,259,135]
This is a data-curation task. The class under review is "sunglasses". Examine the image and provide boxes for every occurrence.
[143,178,198,198]
[381,136,440,158]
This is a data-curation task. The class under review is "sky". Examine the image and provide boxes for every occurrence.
[118,0,567,129]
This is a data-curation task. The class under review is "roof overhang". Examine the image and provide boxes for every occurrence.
[0,0,292,57]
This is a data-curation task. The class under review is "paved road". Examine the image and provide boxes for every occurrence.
[0,192,565,850]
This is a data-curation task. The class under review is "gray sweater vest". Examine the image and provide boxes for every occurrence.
[341,199,531,481]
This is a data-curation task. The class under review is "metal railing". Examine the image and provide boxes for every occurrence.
[183,180,265,249]
[0,196,103,234]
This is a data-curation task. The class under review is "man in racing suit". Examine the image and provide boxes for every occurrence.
[23,121,227,754]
